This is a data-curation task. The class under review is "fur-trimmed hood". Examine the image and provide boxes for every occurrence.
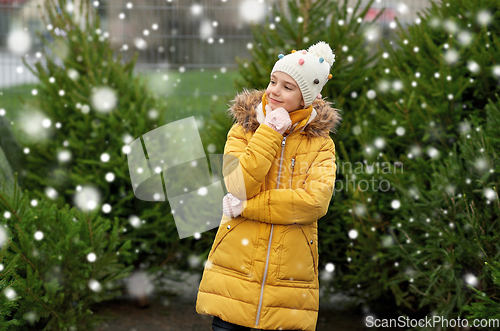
[226,89,342,139]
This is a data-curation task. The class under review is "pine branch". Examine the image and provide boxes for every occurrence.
[0,192,22,223]
[7,240,41,281]
[11,272,62,322]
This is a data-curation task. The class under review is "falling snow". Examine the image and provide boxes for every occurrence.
[124,272,154,303]
[91,87,118,113]
[7,30,31,54]
[88,279,102,292]
[239,0,266,23]
[73,186,101,211]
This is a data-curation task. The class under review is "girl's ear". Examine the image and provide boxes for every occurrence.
[300,99,305,107]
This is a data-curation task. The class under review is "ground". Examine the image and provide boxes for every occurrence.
[92,296,369,331]
[91,269,375,331]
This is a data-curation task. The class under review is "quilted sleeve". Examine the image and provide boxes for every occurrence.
[240,137,336,225]
[223,123,283,200]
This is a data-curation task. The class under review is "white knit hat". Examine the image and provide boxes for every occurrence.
[271,41,335,107]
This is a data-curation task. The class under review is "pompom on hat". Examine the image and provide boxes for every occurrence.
[271,41,335,107]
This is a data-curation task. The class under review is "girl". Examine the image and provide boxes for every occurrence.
[196,41,341,331]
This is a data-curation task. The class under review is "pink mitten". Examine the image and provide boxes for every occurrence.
[264,105,292,135]
[222,193,245,218]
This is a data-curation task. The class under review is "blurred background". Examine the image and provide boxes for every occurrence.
[0,0,431,111]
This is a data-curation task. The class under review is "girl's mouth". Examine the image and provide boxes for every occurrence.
[269,97,282,103]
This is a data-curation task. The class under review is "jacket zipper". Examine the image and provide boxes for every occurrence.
[290,158,295,187]
[275,136,287,187]
[255,135,287,327]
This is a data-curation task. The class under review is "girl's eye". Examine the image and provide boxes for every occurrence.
[285,86,291,90]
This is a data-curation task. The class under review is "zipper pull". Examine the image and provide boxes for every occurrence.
[291,158,295,168]
[281,136,287,147]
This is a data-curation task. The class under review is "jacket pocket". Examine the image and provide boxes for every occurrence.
[208,217,259,276]
[277,225,316,283]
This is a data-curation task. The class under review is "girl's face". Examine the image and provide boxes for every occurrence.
[265,71,305,112]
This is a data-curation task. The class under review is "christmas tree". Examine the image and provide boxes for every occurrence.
[14,0,205,276]
[0,175,133,330]
[337,0,500,325]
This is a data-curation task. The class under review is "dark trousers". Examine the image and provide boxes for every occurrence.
[212,316,251,330]
[212,316,299,331]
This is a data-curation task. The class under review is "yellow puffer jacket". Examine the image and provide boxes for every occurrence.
[196,89,341,331]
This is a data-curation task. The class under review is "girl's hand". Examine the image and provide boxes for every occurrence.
[222,193,245,218]
[264,105,292,135]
